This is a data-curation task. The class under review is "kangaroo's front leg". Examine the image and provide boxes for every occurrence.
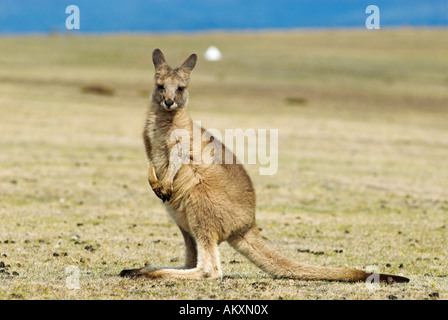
[158,135,189,202]
[146,160,166,201]
[146,156,175,202]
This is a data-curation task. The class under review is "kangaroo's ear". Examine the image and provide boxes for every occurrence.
[152,48,167,69]
[181,53,197,73]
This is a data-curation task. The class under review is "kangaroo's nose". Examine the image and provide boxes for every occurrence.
[165,99,174,107]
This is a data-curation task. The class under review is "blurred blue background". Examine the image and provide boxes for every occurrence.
[0,0,446,34]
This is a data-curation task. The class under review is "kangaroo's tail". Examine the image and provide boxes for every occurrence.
[228,226,409,283]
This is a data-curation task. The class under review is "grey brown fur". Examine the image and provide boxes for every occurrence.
[120,49,409,284]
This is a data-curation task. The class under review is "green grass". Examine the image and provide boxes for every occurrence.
[0,28,447,300]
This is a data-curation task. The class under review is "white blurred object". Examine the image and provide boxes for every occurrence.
[204,46,222,61]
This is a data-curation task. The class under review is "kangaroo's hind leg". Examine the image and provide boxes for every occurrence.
[179,227,198,269]
[121,233,221,280]
[121,202,223,280]
[119,226,198,278]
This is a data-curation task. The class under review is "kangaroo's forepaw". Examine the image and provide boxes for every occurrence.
[152,183,172,202]
[151,183,164,201]
[159,185,172,202]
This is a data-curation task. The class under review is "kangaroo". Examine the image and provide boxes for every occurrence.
[120,49,409,284]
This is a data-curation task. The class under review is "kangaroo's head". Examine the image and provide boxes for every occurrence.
[151,48,197,112]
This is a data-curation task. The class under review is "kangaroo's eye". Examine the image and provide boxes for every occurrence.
[177,86,185,93]
[157,84,164,91]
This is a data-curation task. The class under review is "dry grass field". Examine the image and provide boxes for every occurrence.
[0,28,447,300]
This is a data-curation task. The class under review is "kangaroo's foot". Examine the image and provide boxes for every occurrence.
[119,268,145,279]
[119,264,188,279]
[120,266,222,280]
[120,239,221,280]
